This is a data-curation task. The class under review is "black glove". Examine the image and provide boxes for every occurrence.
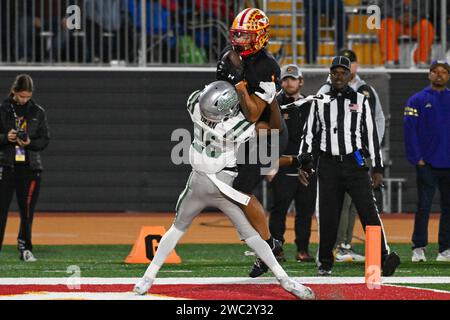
[290,156,301,169]
[216,59,244,85]
[297,153,315,174]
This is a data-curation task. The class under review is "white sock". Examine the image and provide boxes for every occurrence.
[143,225,185,279]
[245,235,288,280]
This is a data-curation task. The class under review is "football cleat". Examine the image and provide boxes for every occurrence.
[249,257,269,278]
[133,277,154,295]
[335,244,365,262]
[382,252,401,276]
[275,249,286,263]
[249,238,282,277]
[436,249,450,262]
[317,268,332,276]
[279,277,315,300]
[412,247,427,262]
[296,250,314,263]
[20,250,37,262]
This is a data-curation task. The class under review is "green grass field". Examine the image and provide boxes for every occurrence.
[1,243,449,286]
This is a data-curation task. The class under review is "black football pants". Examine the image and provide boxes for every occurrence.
[269,167,316,252]
[317,156,388,270]
[0,166,41,252]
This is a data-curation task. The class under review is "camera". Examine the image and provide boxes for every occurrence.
[17,129,28,141]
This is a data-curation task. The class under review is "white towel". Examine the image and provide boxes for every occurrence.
[206,173,251,206]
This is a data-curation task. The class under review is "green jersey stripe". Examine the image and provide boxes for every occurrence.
[230,121,253,139]
[224,119,248,138]
[187,90,201,113]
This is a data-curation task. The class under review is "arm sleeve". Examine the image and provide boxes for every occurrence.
[367,86,386,141]
[362,97,383,171]
[299,100,319,156]
[28,110,50,152]
[0,133,8,146]
[403,96,422,165]
[0,104,10,146]
[0,120,8,146]
[316,78,331,95]
[186,90,201,115]
[316,83,331,95]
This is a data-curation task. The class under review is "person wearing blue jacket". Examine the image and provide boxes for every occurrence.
[404,60,450,263]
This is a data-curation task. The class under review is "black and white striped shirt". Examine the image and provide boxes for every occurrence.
[299,86,383,171]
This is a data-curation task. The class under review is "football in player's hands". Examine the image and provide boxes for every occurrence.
[216,50,244,85]
[222,49,242,69]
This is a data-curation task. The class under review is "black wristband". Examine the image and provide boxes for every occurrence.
[298,153,314,173]
[373,166,384,174]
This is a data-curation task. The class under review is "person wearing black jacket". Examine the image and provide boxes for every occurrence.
[0,74,50,262]
[298,56,400,276]
[267,64,317,263]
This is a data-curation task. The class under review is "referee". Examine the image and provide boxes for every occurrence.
[317,49,386,262]
[298,56,400,276]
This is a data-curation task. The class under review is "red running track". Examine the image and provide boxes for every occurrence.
[1,284,449,300]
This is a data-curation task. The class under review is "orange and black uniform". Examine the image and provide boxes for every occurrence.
[218,46,288,193]
[0,97,50,252]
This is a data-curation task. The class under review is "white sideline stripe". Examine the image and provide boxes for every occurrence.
[384,284,450,295]
[1,277,450,285]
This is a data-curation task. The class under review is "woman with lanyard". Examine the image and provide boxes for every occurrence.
[0,74,50,262]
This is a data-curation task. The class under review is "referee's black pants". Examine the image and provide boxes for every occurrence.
[0,166,41,252]
[317,155,388,270]
[269,167,316,252]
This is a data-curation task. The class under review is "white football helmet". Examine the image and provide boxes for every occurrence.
[199,81,239,122]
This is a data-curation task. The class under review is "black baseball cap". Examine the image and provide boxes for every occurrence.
[330,56,351,71]
[339,49,357,63]
[430,60,450,72]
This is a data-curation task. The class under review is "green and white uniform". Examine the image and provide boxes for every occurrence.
[173,90,257,240]
[187,90,255,174]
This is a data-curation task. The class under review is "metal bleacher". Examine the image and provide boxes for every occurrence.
[266,0,383,67]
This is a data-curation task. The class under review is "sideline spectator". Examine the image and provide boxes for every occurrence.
[0,74,50,262]
[376,0,435,67]
[403,60,450,262]
[267,64,316,263]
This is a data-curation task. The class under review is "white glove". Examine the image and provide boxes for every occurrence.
[255,81,277,104]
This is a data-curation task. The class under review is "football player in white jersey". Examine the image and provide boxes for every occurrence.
[134,81,315,300]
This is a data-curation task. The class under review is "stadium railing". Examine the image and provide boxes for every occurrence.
[0,0,447,68]
[0,0,241,66]
[266,0,448,68]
